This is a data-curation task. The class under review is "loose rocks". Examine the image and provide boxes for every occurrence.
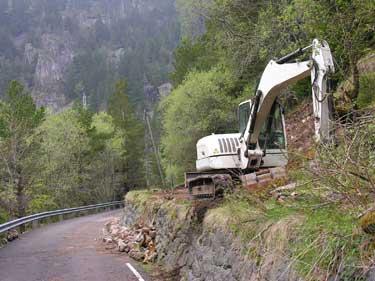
[103,218,158,264]
[6,229,19,241]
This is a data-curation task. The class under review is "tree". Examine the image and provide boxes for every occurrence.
[0,81,44,220]
[175,0,206,37]
[294,0,375,100]
[88,112,127,201]
[64,49,117,110]
[37,106,128,207]
[108,80,145,190]
[204,0,375,99]
[37,108,91,208]
[160,68,238,183]
[169,36,217,86]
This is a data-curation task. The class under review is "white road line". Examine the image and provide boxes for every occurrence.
[126,263,145,281]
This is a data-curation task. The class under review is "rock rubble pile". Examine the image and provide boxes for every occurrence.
[102,218,158,263]
[1,229,19,246]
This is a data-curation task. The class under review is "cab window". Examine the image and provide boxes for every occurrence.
[238,102,250,133]
[258,104,286,149]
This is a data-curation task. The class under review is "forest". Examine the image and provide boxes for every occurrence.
[0,80,144,222]
[0,0,177,222]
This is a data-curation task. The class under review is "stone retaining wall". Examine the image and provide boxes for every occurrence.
[120,200,299,281]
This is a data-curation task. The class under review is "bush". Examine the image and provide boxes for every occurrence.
[357,72,375,109]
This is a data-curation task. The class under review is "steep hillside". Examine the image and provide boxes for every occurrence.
[0,0,179,110]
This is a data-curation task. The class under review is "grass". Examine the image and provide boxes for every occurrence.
[204,185,367,280]
[125,189,157,207]
[290,206,363,280]
[125,188,191,225]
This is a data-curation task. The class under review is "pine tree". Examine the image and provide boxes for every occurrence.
[108,80,145,190]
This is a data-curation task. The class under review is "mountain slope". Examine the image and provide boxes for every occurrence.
[0,0,180,110]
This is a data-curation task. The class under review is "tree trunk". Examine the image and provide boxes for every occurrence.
[16,177,26,233]
[351,60,360,102]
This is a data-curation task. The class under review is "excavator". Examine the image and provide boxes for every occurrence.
[185,39,336,199]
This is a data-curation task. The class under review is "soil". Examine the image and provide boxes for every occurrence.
[153,188,190,200]
[285,102,315,154]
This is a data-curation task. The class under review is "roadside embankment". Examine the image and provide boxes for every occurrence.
[105,181,375,281]
[116,189,304,281]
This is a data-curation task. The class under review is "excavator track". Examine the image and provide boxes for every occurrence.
[185,173,234,200]
[185,167,287,200]
[191,193,218,200]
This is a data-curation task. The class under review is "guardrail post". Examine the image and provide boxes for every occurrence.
[58,214,64,222]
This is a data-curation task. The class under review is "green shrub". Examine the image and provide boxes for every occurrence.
[0,208,8,224]
[357,72,375,109]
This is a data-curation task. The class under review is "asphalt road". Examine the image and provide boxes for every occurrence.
[0,210,149,281]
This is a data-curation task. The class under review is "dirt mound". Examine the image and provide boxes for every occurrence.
[285,102,315,155]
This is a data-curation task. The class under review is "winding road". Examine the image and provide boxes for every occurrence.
[0,210,149,281]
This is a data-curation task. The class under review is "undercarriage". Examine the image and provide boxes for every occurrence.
[185,167,287,200]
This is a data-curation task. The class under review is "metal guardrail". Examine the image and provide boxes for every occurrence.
[0,201,124,234]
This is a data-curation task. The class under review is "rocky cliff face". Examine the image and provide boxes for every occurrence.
[27,33,74,110]
[1,0,179,110]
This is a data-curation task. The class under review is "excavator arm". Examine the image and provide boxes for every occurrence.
[240,39,335,170]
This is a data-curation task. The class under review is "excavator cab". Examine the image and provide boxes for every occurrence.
[238,100,286,150]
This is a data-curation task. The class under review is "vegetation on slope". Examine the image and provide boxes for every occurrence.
[160,68,240,181]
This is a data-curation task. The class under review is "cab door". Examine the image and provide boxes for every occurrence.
[258,102,288,167]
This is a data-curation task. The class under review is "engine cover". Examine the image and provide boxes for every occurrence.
[196,133,288,172]
[196,133,241,172]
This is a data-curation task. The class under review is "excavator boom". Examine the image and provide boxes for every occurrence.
[241,39,335,170]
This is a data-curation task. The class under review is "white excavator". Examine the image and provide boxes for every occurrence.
[185,39,335,199]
